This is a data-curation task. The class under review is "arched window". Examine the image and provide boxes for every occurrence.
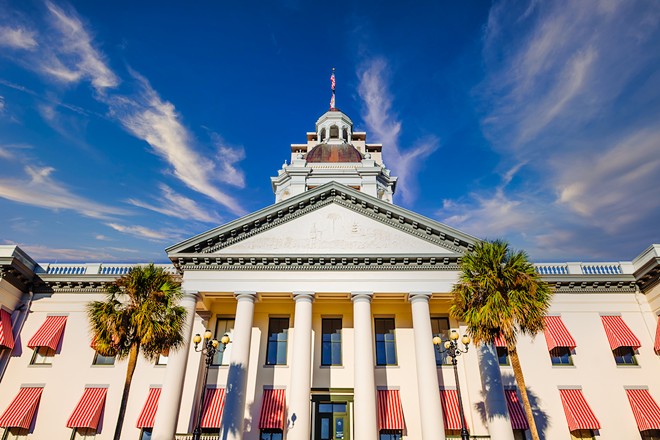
[342,127,348,142]
[329,125,339,139]
[320,128,326,141]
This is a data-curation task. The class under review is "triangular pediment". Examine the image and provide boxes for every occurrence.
[166,182,478,268]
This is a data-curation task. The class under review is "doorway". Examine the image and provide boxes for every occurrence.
[312,392,353,440]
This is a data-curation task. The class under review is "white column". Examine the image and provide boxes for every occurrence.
[287,292,315,440]
[409,292,446,440]
[477,344,515,440]
[220,292,256,440]
[152,290,199,440]
[352,292,378,440]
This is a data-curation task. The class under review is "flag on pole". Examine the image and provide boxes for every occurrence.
[330,68,336,109]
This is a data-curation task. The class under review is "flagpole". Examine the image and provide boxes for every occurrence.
[330,67,336,110]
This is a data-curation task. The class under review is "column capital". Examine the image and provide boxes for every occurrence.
[351,291,373,303]
[408,291,432,303]
[235,291,257,302]
[293,291,315,302]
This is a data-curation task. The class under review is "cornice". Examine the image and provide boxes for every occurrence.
[542,274,637,294]
[174,254,462,272]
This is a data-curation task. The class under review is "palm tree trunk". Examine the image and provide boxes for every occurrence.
[114,342,139,440]
[508,345,540,440]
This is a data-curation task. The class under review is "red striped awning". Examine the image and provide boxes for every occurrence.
[440,389,463,431]
[654,317,660,354]
[600,315,641,350]
[136,387,161,428]
[494,334,507,348]
[66,387,107,429]
[258,389,286,430]
[543,316,576,351]
[200,388,226,428]
[626,388,660,431]
[0,387,43,429]
[559,388,600,431]
[504,389,529,430]
[27,315,67,351]
[0,309,14,350]
[377,389,405,430]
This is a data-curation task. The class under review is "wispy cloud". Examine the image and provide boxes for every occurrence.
[357,58,439,204]
[41,1,118,92]
[0,25,37,50]
[106,222,180,242]
[441,0,660,259]
[127,184,222,224]
[105,72,246,215]
[2,240,134,262]
[0,165,126,219]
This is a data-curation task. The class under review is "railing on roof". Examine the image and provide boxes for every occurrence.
[175,435,219,440]
[534,262,624,275]
[39,263,176,275]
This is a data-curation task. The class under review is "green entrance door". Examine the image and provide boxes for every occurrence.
[316,402,350,440]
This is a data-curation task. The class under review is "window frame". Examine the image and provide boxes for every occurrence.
[2,427,28,440]
[379,430,402,440]
[321,317,342,366]
[70,427,96,440]
[430,317,451,366]
[92,351,115,366]
[496,346,510,366]
[30,346,55,365]
[139,428,152,440]
[613,346,637,365]
[549,346,573,366]
[212,317,235,366]
[265,317,289,366]
[260,429,283,440]
[374,317,397,366]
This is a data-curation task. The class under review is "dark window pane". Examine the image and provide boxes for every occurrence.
[266,318,289,365]
[431,317,451,365]
[496,347,509,366]
[321,318,342,366]
[318,403,333,413]
[550,347,572,365]
[613,346,637,365]
[375,318,397,366]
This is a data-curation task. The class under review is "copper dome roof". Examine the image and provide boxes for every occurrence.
[306,143,363,163]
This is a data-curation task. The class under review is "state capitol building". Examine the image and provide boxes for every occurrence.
[0,107,659,440]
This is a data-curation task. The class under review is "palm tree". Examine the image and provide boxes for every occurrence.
[450,240,552,440]
[87,264,187,440]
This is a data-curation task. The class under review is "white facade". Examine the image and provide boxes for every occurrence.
[0,109,659,440]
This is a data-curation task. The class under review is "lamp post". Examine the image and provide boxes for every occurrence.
[192,330,230,440]
[433,330,471,440]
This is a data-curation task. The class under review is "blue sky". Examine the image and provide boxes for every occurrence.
[1,0,659,263]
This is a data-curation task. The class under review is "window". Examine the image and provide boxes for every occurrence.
[93,351,115,366]
[71,428,96,439]
[379,430,402,440]
[641,430,660,440]
[212,318,235,366]
[260,429,283,440]
[3,428,28,440]
[329,125,339,138]
[139,429,152,440]
[375,318,397,366]
[321,318,342,366]
[496,347,510,366]
[30,346,55,365]
[431,317,450,365]
[513,430,526,440]
[446,430,462,439]
[342,127,348,142]
[570,429,595,439]
[320,128,326,141]
[550,347,573,365]
[613,346,637,365]
[266,317,289,365]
